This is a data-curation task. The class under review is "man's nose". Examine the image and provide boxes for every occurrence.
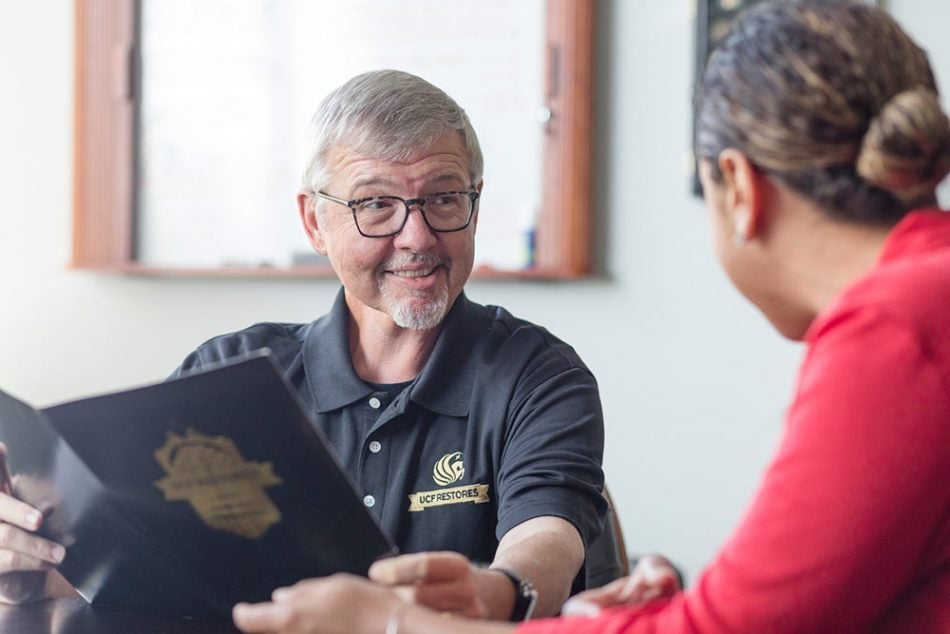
[393,204,438,249]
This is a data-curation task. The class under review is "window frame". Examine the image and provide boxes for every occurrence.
[72,0,595,279]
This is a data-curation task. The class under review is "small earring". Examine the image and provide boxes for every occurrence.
[732,214,749,246]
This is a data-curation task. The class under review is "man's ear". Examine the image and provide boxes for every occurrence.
[297,192,328,255]
[717,149,765,243]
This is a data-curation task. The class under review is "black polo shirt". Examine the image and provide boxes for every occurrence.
[174,289,606,567]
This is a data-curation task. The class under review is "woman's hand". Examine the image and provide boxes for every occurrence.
[233,574,402,634]
[561,554,681,617]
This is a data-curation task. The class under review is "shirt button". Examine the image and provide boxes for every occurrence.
[368,397,382,409]
[369,440,382,454]
[363,495,376,508]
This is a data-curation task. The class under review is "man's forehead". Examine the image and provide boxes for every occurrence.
[346,172,467,190]
[326,140,471,188]
[330,132,465,159]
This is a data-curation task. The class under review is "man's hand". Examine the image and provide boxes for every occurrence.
[0,444,65,604]
[561,554,681,617]
[369,551,505,619]
[233,574,401,634]
[349,516,585,622]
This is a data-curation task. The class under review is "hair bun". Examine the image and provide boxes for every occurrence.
[857,87,950,204]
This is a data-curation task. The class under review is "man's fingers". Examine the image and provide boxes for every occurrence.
[0,495,43,533]
[0,524,64,570]
[0,550,57,575]
[370,552,470,586]
[232,601,293,632]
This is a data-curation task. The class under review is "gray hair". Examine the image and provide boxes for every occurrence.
[301,69,484,195]
[696,0,948,223]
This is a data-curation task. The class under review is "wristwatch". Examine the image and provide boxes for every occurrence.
[491,567,538,621]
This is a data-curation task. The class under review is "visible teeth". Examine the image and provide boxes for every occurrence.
[391,267,435,278]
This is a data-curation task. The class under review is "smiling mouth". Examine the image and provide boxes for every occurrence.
[388,266,439,278]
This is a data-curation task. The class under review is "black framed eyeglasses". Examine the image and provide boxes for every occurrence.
[314,189,479,238]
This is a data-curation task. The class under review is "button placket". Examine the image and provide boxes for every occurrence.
[358,391,409,518]
[360,392,392,515]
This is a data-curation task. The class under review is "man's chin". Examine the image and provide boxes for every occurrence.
[388,296,448,330]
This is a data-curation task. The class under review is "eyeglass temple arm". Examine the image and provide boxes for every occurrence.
[314,191,350,206]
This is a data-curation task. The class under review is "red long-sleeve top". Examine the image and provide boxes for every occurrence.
[520,210,950,633]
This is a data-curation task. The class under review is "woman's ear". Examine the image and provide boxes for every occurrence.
[297,192,328,256]
[717,149,765,245]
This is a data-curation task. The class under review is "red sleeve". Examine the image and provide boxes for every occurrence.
[519,306,950,633]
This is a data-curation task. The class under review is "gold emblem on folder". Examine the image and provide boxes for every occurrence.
[154,429,283,539]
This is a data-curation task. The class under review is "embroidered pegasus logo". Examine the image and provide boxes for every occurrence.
[432,451,465,486]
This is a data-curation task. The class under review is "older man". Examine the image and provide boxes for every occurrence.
[0,70,606,621]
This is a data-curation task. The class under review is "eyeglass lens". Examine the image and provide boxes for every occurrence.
[354,193,474,236]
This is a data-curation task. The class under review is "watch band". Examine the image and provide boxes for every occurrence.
[491,567,538,622]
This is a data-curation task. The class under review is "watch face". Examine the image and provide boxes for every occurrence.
[519,580,539,621]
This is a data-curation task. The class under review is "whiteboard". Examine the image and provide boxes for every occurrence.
[138,0,546,271]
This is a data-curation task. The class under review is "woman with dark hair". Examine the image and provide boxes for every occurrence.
[233,1,950,632]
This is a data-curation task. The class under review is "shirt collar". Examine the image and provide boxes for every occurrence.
[409,292,486,418]
[803,208,950,344]
[304,288,486,417]
[304,288,374,413]
[877,208,950,264]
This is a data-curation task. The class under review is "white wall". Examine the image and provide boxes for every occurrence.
[1,0,947,582]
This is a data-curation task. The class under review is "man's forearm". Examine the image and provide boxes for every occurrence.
[485,516,585,619]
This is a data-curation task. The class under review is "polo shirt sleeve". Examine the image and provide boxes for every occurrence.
[170,332,256,378]
[495,346,607,550]
[519,306,950,633]
[170,324,297,378]
[170,349,209,377]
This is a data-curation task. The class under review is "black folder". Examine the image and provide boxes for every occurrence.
[0,350,397,620]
